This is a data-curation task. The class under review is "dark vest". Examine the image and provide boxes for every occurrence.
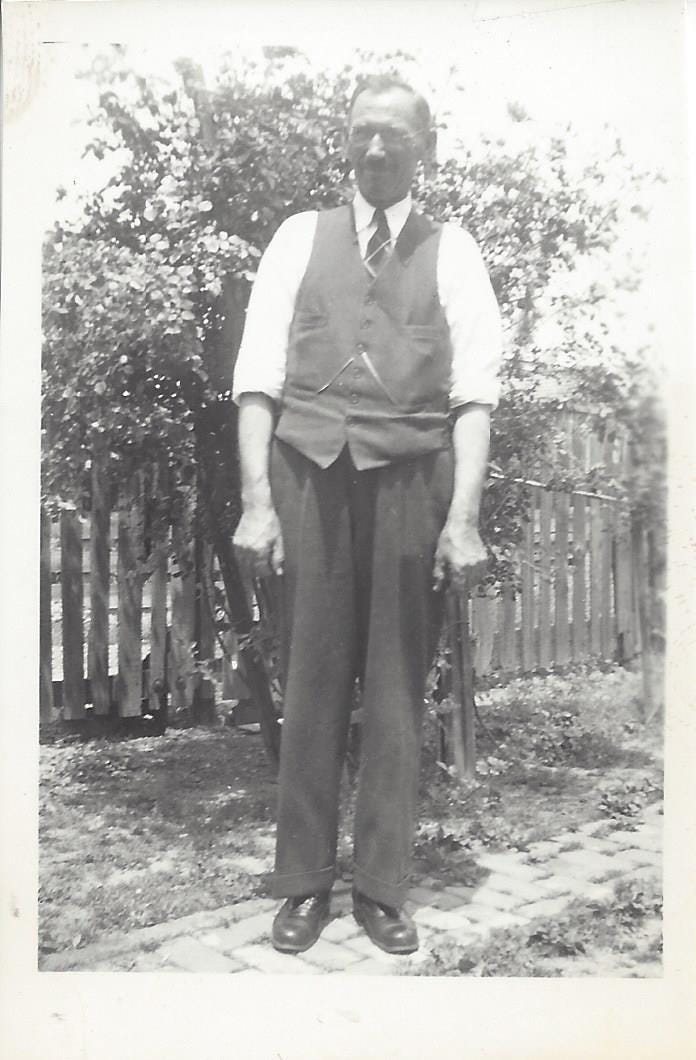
[274,204,453,470]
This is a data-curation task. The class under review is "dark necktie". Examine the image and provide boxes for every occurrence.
[364,208,391,273]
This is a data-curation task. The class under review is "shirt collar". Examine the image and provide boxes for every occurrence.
[353,188,413,241]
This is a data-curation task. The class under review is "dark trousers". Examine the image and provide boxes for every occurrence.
[269,440,453,907]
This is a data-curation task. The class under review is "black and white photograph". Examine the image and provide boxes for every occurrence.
[2,0,694,1056]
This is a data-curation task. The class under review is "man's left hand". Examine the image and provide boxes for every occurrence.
[433,519,488,593]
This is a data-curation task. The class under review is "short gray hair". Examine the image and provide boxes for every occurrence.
[348,75,431,134]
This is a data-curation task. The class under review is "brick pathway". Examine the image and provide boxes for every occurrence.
[42,802,662,974]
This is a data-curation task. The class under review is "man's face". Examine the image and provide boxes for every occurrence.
[347,87,426,209]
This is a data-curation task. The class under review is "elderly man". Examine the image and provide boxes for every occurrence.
[232,75,501,955]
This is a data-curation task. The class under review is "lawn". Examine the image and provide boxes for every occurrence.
[39,664,662,966]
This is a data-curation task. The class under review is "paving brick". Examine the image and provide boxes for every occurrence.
[233,944,322,974]
[446,902,510,926]
[582,837,626,855]
[407,886,443,906]
[430,891,467,911]
[602,829,641,850]
[552,831,583,848]
[199,912,272,952]
[552,849,619,881]
[467,912,529,934]
[158,936,242,973]
[131,951,172,972]
[343,934,413,963]
[443,884,477,902]
[332,892,354,915]
[468,887,521,911]
[411,907,474,932]
[627,830,662,853]
[526,840,563,860]
[536,874,591,897]
[516,896,571,920]
[607,849,657,872]
[343,958,394,975]
[576,820,607,837]
[476,875,546,903]
[300,938,365,971]
[476,855,546,881]
[321,916,361,944]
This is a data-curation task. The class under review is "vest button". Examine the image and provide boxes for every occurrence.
[350,394,359,405]
[365,292,375,304]
[360,319,370,329]
[357,343,366,354]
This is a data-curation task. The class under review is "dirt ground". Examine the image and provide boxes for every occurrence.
[39,665,662,971]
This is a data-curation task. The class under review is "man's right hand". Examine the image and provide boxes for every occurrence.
[233,505,285,578]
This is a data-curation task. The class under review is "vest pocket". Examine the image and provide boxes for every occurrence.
[395,324,450,411]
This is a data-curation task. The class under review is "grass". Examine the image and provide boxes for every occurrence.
[39,664,662,962]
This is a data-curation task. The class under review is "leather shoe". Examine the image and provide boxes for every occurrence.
[271,892,331,953]
[353,890,419,954]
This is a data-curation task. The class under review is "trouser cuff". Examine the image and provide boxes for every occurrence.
[272,864,335,899]
[353,865,410,909]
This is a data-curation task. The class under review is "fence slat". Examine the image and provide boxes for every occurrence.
[538,491,552,668]
[589,499,603,655]
[89,453,111,715]
[600,501,614,658]
[554,492,570,665]
[60,509,85,719]
[170,487,196,712]
[194,537,217,719]
[472,594,495,676]
[500,582,517,672]
[572,495,587,659]
[40,510,55,722]
[614,513,634,660]
[117,483,144,717]
[147,461,169,707]
[149,540,168,704]
[521,493,536,672]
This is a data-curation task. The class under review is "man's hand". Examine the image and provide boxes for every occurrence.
[233,504,285,578]
[433,518,487,593]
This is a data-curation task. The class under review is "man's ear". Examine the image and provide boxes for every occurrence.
[420,127,437,163]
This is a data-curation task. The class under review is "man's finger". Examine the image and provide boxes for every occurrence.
[432,553,445,591]
[271,535,285,576]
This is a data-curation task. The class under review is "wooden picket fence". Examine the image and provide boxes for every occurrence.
[39,414,652,728]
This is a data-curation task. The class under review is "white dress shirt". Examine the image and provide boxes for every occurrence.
[233,189,502,410]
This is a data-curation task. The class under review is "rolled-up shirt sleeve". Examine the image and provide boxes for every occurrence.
[232,211,317,404]
[438,223,503,410]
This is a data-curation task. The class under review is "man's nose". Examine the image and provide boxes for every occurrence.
[365,133,386,158]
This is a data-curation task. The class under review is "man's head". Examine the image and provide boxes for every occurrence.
[347,76,431,209]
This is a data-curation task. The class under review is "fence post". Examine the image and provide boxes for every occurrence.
[572,495,587,659]
[146,459,169,713]
[554,492,570,665]
[447,592,476,781]
[538,490,552,668]
[40,509,55,723]
[520,493,536,672]
[89,448,111,715]
[117,478,144,718]
[60,508,85,720]
[170,485,197,713]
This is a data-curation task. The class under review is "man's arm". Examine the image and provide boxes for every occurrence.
[232,393,284,577]
[433,402,490,592]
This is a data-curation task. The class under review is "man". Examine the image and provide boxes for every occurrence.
[232,75,501,955]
